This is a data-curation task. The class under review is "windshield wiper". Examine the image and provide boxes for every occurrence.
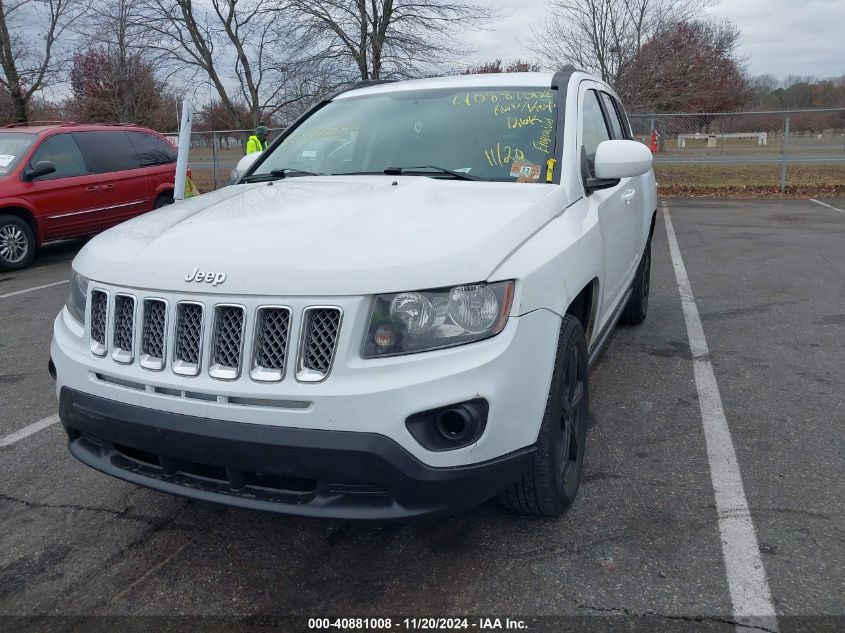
[241,168,322,183]
[383,165,483,181]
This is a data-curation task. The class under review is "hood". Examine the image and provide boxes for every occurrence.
[74,176,562,296]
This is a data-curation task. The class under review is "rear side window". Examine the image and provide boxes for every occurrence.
[29,134,88,179]
[600,92,625,140]
[127,131,177,166]
[72,131,140,173]
[581,90,611,177]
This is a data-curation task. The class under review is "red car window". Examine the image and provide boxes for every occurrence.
[29,134,89,179]
[72,131,140,173]
[127,132,177,166]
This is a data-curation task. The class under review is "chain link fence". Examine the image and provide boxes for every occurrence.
[179,127,286,192]
[629,109,845,195]
[183,109,845,197]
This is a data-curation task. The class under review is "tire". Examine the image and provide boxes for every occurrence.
[498,314,589,516]
[0,214,36,272]
[153,194,175,209]
[620,239,651,325]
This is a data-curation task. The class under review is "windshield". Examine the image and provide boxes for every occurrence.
[0,132,36,177]
[252,86,556,182]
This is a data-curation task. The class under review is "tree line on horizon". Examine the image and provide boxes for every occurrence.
[1,0,843,132]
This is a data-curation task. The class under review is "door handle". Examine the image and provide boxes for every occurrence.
[86,186,99,193]
[621,189,636,205]
[102,184,115,191]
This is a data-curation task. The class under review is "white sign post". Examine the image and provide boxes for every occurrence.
[173,101,193,201]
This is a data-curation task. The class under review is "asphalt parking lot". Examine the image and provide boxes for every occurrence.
[0,199,843,632]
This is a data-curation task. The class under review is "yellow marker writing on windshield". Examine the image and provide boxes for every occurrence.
[546,158,556,183]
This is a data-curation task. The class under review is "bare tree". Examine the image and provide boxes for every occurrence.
[0,0,85,122]
[139,0,325,128]
[461,59,541,74]
[287,0,496,81]
[528,0,713,89]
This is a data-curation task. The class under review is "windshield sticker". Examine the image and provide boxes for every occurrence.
[0,154,15,167]
[546,158,557,183]
[510,161,541,182]
[287,125,357,144]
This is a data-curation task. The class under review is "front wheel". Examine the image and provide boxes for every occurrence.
[620,239,651,325]
[498,314,589,516]
[0,215,36,272]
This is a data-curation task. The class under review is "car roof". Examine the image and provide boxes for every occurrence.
[1,123,160,136]
[335,72,558,99]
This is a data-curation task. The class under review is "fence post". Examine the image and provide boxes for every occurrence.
[174,102,193,201]
[780,114,790,194]
[212,131,220,190]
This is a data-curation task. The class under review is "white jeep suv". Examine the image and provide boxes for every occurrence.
[51,70,657,519]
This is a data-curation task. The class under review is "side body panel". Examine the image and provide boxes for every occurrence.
[493,73,656,346]
[71,131,150,230]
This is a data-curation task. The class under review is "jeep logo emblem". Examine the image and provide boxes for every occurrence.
[184,267,226,286]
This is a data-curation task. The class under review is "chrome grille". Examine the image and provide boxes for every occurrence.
[90,293,344,383]
[112,294,135,363]
[90,290,108,356]
[298,308,341,381]
[251,307,291,382]
[140,299,167,370]
[210,305,245,380]
[173,302,203,376]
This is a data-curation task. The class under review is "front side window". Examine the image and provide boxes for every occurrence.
[72,131,140,173]
[29,134,88,179]
[581,90,611,177]
[252,86,557,182]
[600,92,625,140]
[0,132,37,177]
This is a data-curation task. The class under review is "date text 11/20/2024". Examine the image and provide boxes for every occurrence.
[308,618,529,630]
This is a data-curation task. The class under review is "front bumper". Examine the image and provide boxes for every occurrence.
[52,302,561,468]
[60,388,535,520]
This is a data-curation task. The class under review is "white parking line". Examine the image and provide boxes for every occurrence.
[0,414,60,447]
[0,279,68,300]
[809,198,845,215]
[663,203,779,633]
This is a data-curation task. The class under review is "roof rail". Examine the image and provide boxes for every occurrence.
[3,120,77,128]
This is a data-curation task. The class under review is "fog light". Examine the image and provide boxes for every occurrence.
[374,324,397,349]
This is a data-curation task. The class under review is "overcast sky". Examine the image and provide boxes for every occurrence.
[465,0,845,78]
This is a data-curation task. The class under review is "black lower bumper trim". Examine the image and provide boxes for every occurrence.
[59,388,535,520]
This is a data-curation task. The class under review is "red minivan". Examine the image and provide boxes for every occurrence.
[0,123,179,271]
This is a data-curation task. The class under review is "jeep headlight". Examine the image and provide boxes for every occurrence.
[66,270,89,325]
[362,281,514,357]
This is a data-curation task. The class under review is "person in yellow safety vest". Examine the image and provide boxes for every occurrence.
[246,125,269,154]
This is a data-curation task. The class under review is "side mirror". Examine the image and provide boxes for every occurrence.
[23,160,56,181]
[593,140,653,180]
[227,152,262,185]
